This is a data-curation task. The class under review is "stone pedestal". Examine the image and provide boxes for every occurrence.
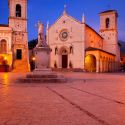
[21,46,66,83]
[34,47,51,74]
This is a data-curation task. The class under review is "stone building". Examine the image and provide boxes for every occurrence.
[0,0,30,72]
[47,9,120,72]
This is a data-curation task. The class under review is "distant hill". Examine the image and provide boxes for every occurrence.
[28,35,46,50]
[119,41,125,55]
[28,39,38,50]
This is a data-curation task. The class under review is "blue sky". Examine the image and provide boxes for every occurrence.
[0,0,125,41]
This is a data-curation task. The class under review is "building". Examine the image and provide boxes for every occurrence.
[47,9,120,72]
[0,0,30,72]
[119,41,125,71]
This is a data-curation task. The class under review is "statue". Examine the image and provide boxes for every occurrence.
[36,21,47,47]
[34,20,51,71]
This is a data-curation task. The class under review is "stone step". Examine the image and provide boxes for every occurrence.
[26,74,64,79]
[52,68,72,72]
[18,77,67,83]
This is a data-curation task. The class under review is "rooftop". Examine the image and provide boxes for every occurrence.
[99,10,117,14]
[85,47,115,56]
[0,24,9,27]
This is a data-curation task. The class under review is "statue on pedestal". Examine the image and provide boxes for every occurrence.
[36,21,47,47]
[23,21,66,83]
[34,21,51,72]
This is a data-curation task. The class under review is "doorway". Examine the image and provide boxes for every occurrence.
[62,55,68,68]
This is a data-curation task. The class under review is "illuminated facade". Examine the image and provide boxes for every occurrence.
[0,0,30,72]
[47,9,120,72]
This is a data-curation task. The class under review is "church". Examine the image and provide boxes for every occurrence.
[0,0,30,72]
[0,1,121,73]
[47,8,120,72]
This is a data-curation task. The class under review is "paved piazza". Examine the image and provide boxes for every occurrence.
[0,72,125,125]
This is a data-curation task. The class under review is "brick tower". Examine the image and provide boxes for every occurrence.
[99,10,120,62]
[8,0,30,72]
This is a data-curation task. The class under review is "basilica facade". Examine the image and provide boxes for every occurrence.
[47,9,120,72]
[0,0,30,72]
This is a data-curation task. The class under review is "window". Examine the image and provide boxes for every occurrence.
[61,49,68,55]
[16,4,21,17]
[106,18,110,28]
[70,46,73,54]
[16,49,22,60]
[0,39,7,53]
[55,47,58,55]
[59,29,69,41]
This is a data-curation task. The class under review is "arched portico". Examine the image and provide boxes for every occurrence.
[85,54,96,72]
[85,47,116,73]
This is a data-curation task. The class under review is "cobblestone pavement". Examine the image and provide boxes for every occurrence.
[0,72,125,125]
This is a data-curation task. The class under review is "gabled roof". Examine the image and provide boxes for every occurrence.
[85,24,103,39]
[0,24,9,27]
[85,47,115,56]
[48,12,82,30]
[48,11,103,40]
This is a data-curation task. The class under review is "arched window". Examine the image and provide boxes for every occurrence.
[16,4,21,17]
[61,49,68,55]
[0,39,7,53]
[55,47,58,55]
[70,46,73,54]
[106,18,110,28]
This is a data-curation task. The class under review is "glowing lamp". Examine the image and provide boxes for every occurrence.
[32,57,35,61]
[4,56,7,60]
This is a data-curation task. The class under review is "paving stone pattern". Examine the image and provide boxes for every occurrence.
[0,72,125,125]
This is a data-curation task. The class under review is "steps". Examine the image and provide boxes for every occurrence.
[17,73,67,83]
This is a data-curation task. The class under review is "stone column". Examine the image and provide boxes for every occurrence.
[103,60,106,72]
[100,60,103,73]
[106,60,109,72]
[102,60,104,73]
[96,59,100,73]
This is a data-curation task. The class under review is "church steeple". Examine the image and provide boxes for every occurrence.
[63,5,67,15]
[46,21,49,30]
[8,0,27,19]
[82,13,85,23]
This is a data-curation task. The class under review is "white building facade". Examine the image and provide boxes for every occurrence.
[47,9,120,72]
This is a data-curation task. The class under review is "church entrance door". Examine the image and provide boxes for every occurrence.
[62,55,68,68]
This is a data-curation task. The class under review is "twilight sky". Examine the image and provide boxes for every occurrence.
[0,0,125,41]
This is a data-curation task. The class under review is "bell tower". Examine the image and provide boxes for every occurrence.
[99,10,120,61]
[8,0,30,72]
